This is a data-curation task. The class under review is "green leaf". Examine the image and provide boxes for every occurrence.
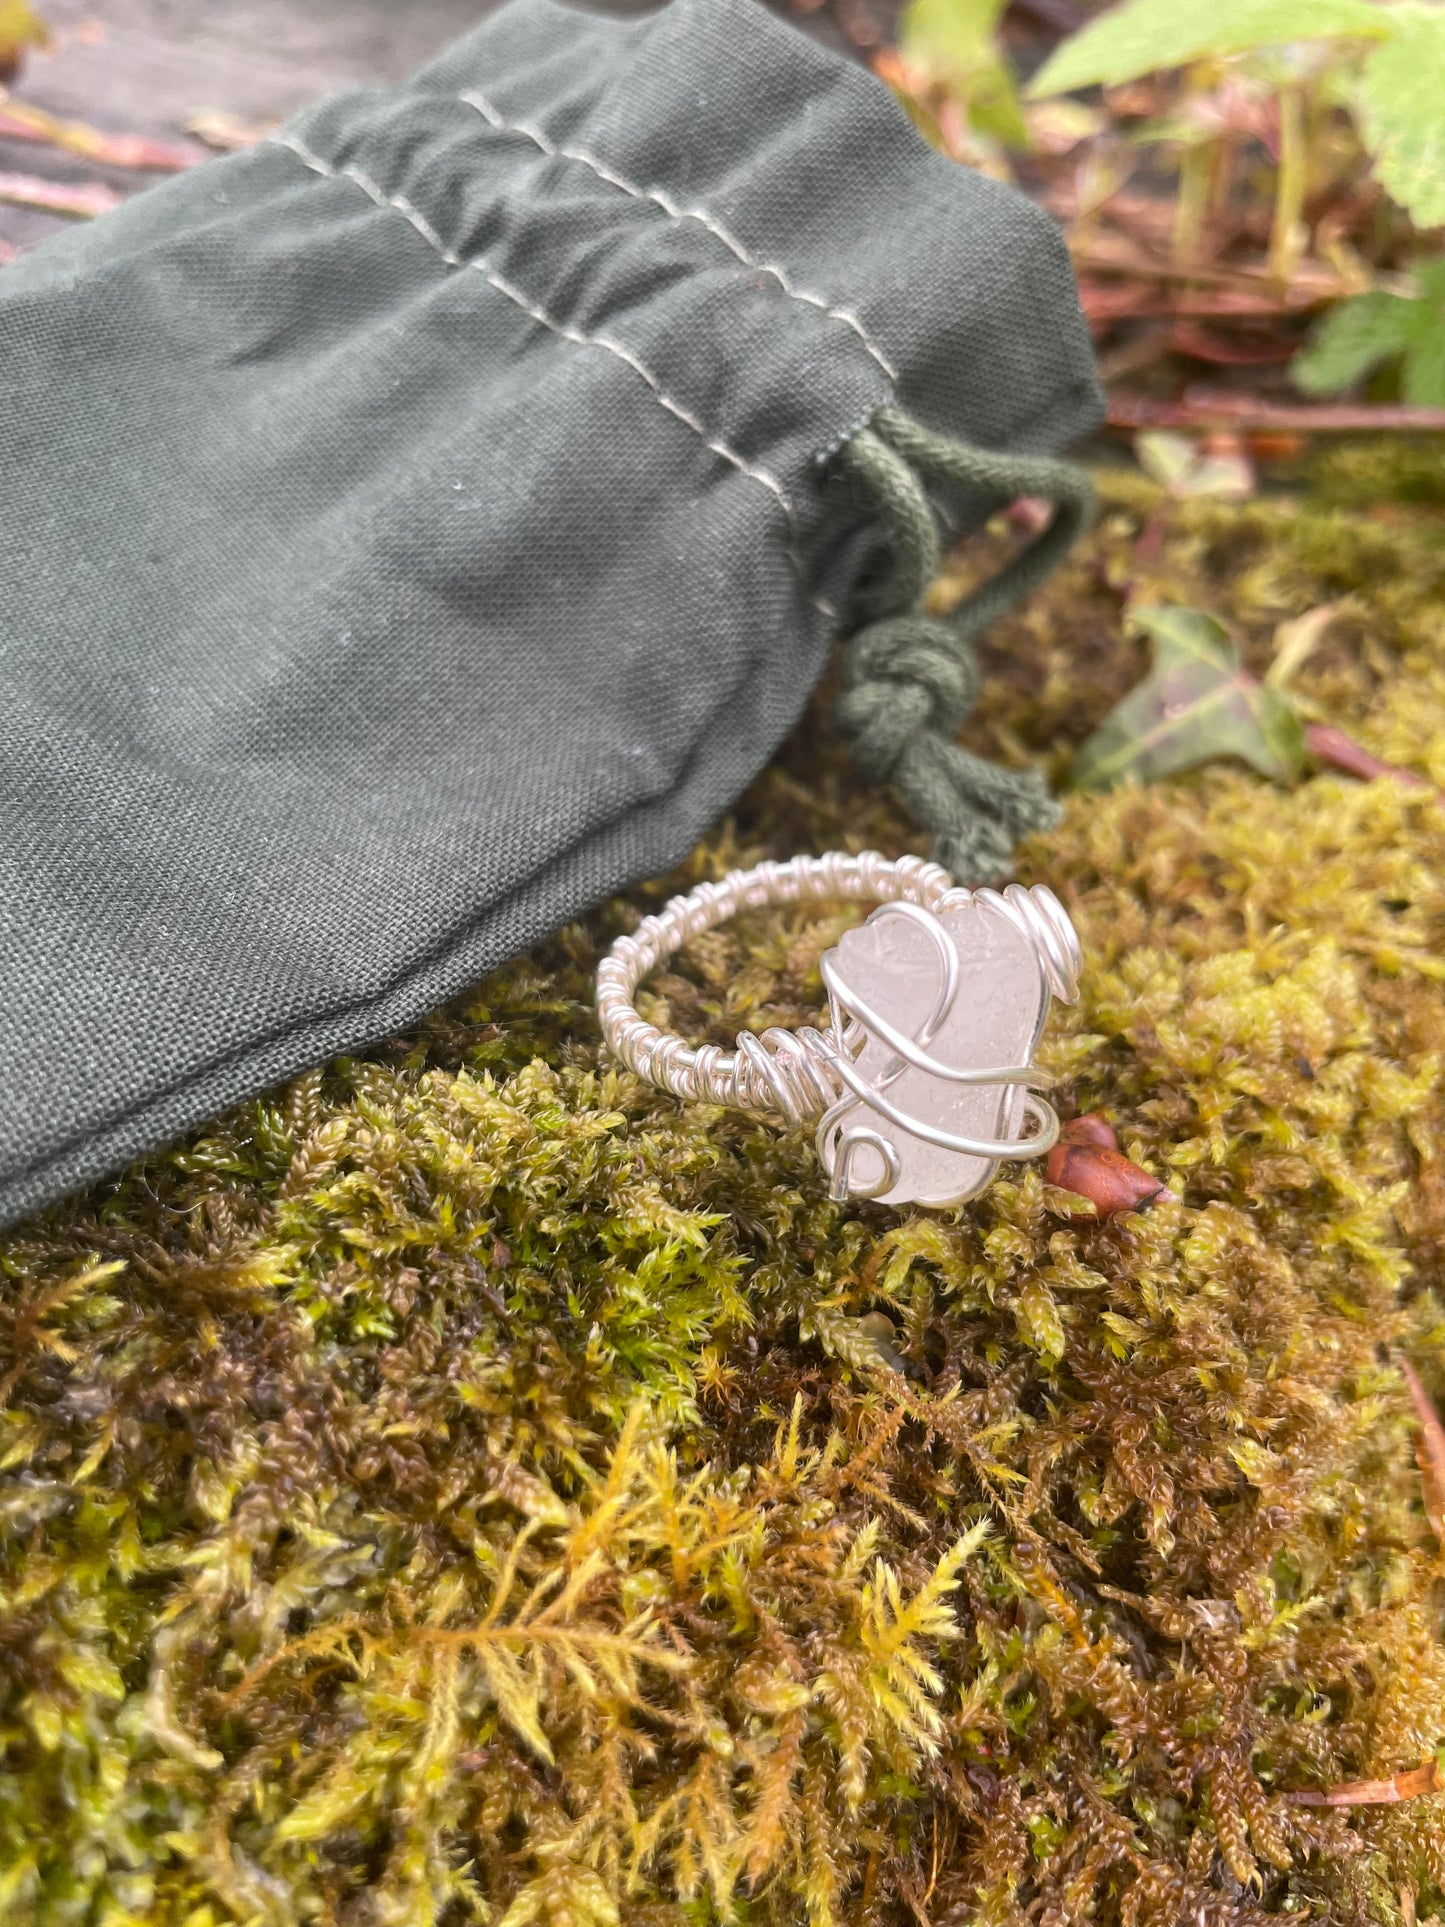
[901,0,1029,145]
[1028,0,1388,97]
[1294,264,1445,406]
[1292,289,1418,395]
[902,0,1006,71]
[1402,262,1445,402]
[1068,607,1306,792]
[1403,322,1445,406]
[1357,5,1445,230]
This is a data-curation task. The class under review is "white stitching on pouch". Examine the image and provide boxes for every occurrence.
[266,131,839,624]
[269,131,799,523]
[458,86,899,384]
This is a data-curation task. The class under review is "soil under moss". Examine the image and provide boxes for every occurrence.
[3,453,1444,1927]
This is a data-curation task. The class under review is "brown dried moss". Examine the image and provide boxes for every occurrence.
[2,453,1443,1926]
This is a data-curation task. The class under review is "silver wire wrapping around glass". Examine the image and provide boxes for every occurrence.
[595,850,1083,1208]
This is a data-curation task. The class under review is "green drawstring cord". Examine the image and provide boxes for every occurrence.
[836,403,1096,882]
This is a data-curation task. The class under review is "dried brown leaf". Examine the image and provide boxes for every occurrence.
[1289,1758,1443,1807]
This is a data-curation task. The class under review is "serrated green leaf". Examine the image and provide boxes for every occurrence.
[1293,289,1418,396]
[1402,261,1445,403]
[1067,607,1306,792]
[1295,264,1445,405]
[1358,5,1445,230]
[1403,316,1445,406]
[901,0,1028,145]
[1028,0,1387,97]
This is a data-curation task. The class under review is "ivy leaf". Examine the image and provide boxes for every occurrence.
[900,0,1029,146]
[1294,262,1445,406]
[1357,5,1445,231]
[1136,429,1254,500]
[1028,0,1388,97]
[1068,607,1306,791]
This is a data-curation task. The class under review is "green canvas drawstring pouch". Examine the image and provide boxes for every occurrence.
[0,0,1102,1228]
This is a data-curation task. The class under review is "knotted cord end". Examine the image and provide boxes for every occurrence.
[834,406,1094,882]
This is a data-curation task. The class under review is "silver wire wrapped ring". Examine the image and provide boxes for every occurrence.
[596,851,1082,1208]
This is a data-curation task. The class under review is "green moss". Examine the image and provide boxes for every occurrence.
[3,461,1444,1926]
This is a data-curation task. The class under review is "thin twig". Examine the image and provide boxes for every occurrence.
[1398,1357,1445,1545]
[0,96,200,170]
[0,170,120,217]
[1108,391,1445,434]
[1069,228,1362,299]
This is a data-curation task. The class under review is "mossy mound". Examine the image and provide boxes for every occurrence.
[3,458,1444,1927]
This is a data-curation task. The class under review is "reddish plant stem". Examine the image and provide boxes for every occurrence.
[0,100,201,171]
[1306,725,1430,791]
[0,171,120,217]
[1398,1357,1445,1544]
[1109,391,1445,433]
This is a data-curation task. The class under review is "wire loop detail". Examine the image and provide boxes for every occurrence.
[596,852,1082,1206]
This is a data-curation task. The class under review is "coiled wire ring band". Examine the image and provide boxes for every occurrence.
[596,851,1082,1208]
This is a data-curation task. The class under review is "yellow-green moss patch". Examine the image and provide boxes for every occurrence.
[3,459,1444,1926]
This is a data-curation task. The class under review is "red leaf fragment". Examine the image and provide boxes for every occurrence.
[1059,1111,1119,1151]
[1398,1356,1445,1547]
[1289,1759,1443,1807]
[1046,1116,1175,1217]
